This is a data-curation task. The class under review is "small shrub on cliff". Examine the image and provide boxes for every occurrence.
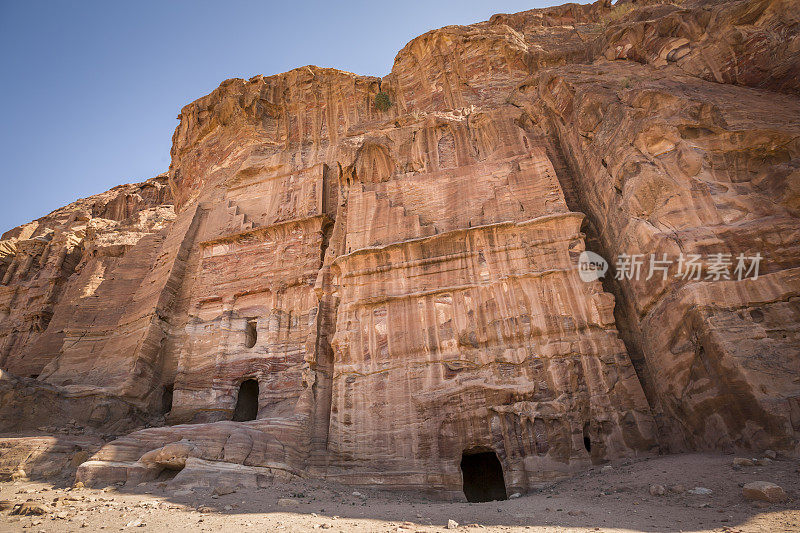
[374,92,392,112]
[602,2,633,23]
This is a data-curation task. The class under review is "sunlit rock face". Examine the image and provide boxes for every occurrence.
[0,177,174,398]
[1,0,798,498]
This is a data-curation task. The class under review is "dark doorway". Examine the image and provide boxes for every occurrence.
[583,422,592,453]
[233,379,259,421]
[460,451,508,502]
[161,384,174,414]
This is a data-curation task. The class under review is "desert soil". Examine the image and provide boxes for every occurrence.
[1,453,798,532]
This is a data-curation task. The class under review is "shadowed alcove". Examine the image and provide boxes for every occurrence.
[245,318,258,348]
[161,383,174,414]
[460,450,508,502]
[583,422,592,453]
[233,379,259,421]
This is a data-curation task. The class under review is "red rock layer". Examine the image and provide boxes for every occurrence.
[0,0,797,497]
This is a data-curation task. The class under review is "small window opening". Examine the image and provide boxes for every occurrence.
[162,384,174,414]
[233,379,259,421]
[583,422,592,453]
[460,450,508,502]
[245,319,257,348]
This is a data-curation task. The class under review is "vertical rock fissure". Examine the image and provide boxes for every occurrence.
[544,134,662,415]
[309,163,344,463]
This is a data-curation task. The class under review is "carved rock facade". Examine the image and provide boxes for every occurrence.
[1,0,798,498]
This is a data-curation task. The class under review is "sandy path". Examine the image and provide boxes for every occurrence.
[1,453,798,532]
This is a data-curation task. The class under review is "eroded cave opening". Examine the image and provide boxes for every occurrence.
[460,450,508,502]
[156,467,180,481]
[233,378,259,421]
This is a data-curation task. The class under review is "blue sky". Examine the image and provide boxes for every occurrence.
[0,0,564,233]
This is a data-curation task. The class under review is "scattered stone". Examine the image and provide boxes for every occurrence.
[755,458,773,466]
[212,485,236,496]
[277,498,299,508]
[11,469,27,482]
[447,519,459,529]
[0,500,14,511]
[733,458,754,467]
[688,487,712,495]
[568,510,587,516]
[10,502,49,516]
[668,484,687,494]
[600,466,613,474]
[508,492,521,499]
[125,519,144,527]
[352,491,366,499]
[742,481,787,503]
[649,484,666,496]
[763,450,777,460]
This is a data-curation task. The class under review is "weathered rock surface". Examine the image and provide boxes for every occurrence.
[742,480,788,502]
[0,176,174,401]
[515,59,800,452]
[0,369,151,435]
[1,0,798,499]
[0,434,103,483]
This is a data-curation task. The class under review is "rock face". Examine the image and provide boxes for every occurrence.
[1,0,799,499]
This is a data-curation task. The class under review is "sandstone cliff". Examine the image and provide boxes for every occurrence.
[1,0,798,499]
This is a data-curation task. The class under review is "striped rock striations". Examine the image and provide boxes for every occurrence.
[1,0,798,499]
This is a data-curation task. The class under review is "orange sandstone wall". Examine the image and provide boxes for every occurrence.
[0,0,797,496]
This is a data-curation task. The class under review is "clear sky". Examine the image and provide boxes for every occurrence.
[0,0,565,234]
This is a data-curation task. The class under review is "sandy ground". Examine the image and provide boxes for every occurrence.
[1,453,798,532]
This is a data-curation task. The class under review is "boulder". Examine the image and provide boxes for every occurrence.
[742,481,787,503]
[10,501,50,516]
